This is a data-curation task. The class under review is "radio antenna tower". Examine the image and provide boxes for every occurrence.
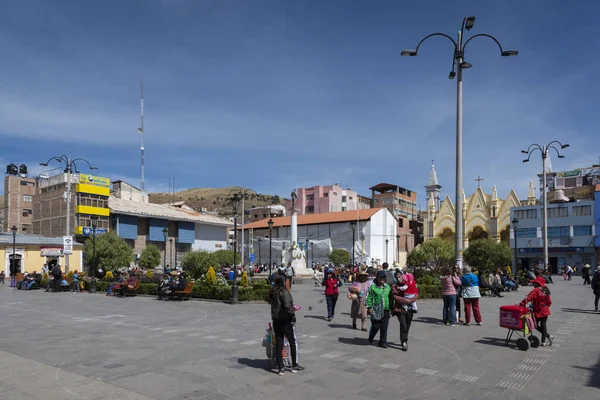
[137,80,145,193]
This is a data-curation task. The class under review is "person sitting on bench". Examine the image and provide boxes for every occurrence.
[478,270,502,297]
[160,272,187,299]
[119,274,138,297]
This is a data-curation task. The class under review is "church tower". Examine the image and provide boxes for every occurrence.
[425,161,442,212]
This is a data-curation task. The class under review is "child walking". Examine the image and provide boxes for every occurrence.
[520,276,553,346]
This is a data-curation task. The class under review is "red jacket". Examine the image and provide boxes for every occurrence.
[323,277,340,296]
[520,287,552,318]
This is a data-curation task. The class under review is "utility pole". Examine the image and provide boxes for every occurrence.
[138,80,145,194]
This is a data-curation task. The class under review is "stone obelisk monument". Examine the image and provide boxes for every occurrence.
[286,189,310,276]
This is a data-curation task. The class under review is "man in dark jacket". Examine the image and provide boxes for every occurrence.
[51,264,63,292]
[268,275,305,376]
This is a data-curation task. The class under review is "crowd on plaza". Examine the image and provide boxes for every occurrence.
[267,259,600,375]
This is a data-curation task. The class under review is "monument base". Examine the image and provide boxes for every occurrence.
[285,249,313,277]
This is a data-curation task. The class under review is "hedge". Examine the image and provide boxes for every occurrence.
[417,284,442,299]
[83,280,269,301]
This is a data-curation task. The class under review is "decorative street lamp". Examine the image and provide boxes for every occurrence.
[90,216,99,293]
[11,225,17,284]
[306,238,311,269]
[349,220,357,266]
[162,227,168,273]
[268,218,274,279]
[396,234,401,263]
[522,141,569,274]
[40,154,97,273]
[169,238,174,268]
[385,239,389,264]
[231,193,241,304]
[402,16,518,268]
[512,217,519,279]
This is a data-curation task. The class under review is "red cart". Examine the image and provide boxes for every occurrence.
[499,304,540,351]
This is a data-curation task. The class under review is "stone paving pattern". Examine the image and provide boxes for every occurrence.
[0,276,598,400]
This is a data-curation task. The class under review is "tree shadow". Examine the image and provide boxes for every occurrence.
[414,316,445,325]
[561,308,599,315]
[303,315,328,321]
[237,358,269,370]
[338,337,370,346]
[572,353,600,389]
[474,337,513,349]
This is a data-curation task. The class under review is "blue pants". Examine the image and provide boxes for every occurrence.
[504,281,516,290]
[326,294,338,319]
[369,310,390,345]
[442,294,457,325]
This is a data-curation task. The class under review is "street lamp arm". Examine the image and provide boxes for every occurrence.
[413,33,458,55]
[547,140,569,149]
[462,33,508,55]
[71,158,96,170]
[522,143,543,156]
[40,155,66,167]
[548,145,565,159]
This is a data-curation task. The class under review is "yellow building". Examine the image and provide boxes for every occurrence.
[423,162,537,248]
[1,233,84,275]
[74,173,111,237]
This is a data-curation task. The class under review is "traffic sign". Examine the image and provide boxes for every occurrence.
[63,236,73,255]
[249,253,255,263]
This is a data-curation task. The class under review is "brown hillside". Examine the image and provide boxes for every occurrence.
[149,187,285,216]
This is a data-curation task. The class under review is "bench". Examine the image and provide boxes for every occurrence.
[480,286,491,296]
[170,282,195,301]
[120,281,140,297]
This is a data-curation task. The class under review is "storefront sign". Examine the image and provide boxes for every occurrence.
[557,169,581,178]
[41,247,64,257]
[81,227,108,236]
[582,167,600,176]
[79,174,110,188]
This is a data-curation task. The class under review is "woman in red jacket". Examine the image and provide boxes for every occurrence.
[519,276,553,346]
[323,270,342,321]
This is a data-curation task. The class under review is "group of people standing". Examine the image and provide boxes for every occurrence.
[441,266,483,326]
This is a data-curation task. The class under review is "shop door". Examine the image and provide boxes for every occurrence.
[549,257,559,274]
[9,255,22,276]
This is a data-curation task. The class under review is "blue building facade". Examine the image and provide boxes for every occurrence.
[510,200,596,273]
[595,185,600,263]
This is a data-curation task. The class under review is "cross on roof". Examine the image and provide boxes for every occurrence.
[475,175,484,188]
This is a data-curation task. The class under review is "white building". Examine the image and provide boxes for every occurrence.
[242,208,400,266]
[109,181,232,267]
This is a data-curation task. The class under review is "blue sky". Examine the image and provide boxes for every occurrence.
[1,0,599,208]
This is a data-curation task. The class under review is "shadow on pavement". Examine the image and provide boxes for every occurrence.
[338,337,369,346]
[473,337,513,349]
[237,358,269,370]
[414,316,444,325]
[573,353,600,389]
[303,315,328,321]
[561,308,599,315]
[327,323,353,329]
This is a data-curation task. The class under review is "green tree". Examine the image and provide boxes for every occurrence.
[139,244,162,269]
[328,249,350,266]
[181,250,217,279]
[83,231,134,273]
[409,238,455,269]
[464,238,512,271]
[212,249,235,266]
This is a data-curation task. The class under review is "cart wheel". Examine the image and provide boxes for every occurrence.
[516,338,530,351]
[529,335,540,348]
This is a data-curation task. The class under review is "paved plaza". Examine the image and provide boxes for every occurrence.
[0,278,598,400]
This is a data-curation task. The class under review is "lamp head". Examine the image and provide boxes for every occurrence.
[449,71,456,80]
[461,61,473,69]
[267,218,274,230]
[522,159,529,163]
[401,49,417,57]
[232,193,240,212]
[11,225,18,235]
[558,155,565,159]
[465,16,475,30]
[521,150,528,154]
[501,50,519,57]
[90,166,98,170]
[561,144,570,149]
[39,162,48,166]
[512,217,518,229]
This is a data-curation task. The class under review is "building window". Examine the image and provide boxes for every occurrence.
[305,206,314,213]
[564,178,577,187]
[548,226,569,238]
[514,209,537,219]
[572,205,591,216]
[23,195,33,202]
[573,225,592,236]
[349,196,353,200]
[516,228,537,238]
[342,195,347,202]
[22,209,32,217]
[306,194,314,201]
[399,218,404,228]
[20,181,34,187]
[548,207,568,218]
[324,193,328,197]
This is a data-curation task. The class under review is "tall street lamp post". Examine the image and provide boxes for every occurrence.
[385,239,389,264]
[512,217,519,279]
[162,228,168,273]
[257,238,262,265]
[90,216,99,293]
[402,16,518,268]
[11,225,17,281]
[350,221,357,266]
[396,234,401,264]
[231,193,241,304]
[268,218,274,278]
[306,238,311,269]
[360,234,365,265]
[40,154,97,273]
[522,141,569,273]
